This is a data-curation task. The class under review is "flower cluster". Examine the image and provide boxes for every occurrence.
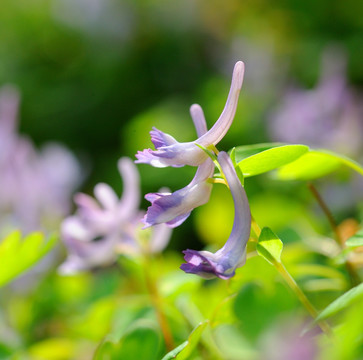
[269,49,363,156]
[59,157,172,274]
[0,85,81,234]
[136,61,252,279]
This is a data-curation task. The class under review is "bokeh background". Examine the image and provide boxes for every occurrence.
[1,0,363,359]
[1,0,363,248]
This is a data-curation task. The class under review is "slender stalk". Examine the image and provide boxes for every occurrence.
[308,182,360,286]
[275,262,333,337]
[142,258,175,351]
[253,217,333,337]
[308,183,341,244]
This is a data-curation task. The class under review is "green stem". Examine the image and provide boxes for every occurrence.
[274,262,333,337]
[253,218,333,337]
[142,258,175,351]
[308,182,360,286]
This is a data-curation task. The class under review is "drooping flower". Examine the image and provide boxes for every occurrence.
[180,151,251,279]
[59,157,172,274]
[135,61,245,168]
[142,104,215,228]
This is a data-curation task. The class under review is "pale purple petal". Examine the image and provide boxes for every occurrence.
[0,85,19,136]
[197,61,245,146]
[135,61,244,168]
[143,179,212,228]
[150,127,178,148]
[59,234,118,275]
[180,151,251,279]
[74,192,100,211]
[117,157,140,218]
[190,104,208,137]
[94,183,119,210]
[135,148,185,168]
[149,141,207,167]
[149,223,173,253]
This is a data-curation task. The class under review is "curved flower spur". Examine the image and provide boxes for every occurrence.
[135,61,245,167]
[180,152,251,279]
[142,104,215,228]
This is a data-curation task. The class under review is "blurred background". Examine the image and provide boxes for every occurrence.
[0,0,363,358]
[1,0,362,243]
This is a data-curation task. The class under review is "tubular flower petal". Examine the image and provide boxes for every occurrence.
[180,151,251,279]
[142,104,214,228]
[135,61,245,168]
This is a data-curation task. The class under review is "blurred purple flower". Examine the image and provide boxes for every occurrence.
[143,104,214,228]
[59,157,172,274]
[259,317,318,360]
[269,49,363,156]
[180,151,251,279]
[0,85,81,233]
[135,61,244,167]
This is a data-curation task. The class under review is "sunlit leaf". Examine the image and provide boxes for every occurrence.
[233,143,286,162]
[316,283,363,321]
[28,338,76,360]
[161,342,188,360]
[161,321,208,360]
[256,227,283,265]
[277,150,363,180]
[345,229,363,247]
[0,231,57,287]
[236,144,308,177]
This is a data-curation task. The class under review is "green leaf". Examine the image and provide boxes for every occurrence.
[28,338,76,360]
[233,143,286,162]
[161,342,188,360]
[277,150,363,180]
[316,283,363,321]
[234,283,296,340]
[95,321,163,360]
[256,227,283,265]
[0,231,57,287]
[345,229,363,247]
[236,145,309,177]
[161,321,208,360]
[229,147,244,185]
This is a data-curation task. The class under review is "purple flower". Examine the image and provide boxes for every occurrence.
[180,151,251,279]
[59,157,172,274]
[0,86,81,234]
[135,61,245,167]
[143,104,214,228]
[269,49,363,156]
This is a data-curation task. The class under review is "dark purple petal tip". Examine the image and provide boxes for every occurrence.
[180,249,235,280]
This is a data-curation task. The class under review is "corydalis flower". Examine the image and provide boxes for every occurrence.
[0,85,81,234]
[269,48,362,156]
[143,104,214,228]
[59,157,171,274]
[180,152,251,279]
[59,157,140,274]
[135,61,245,168]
